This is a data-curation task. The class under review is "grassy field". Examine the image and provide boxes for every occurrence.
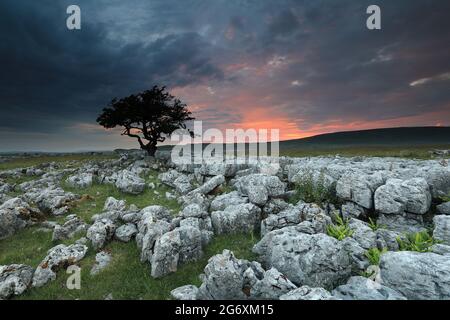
[0,153,117,171]
[14,233,258,300]
[0,157,259,300]
[61,170,181,222]
[280,144,450,159]
[0,142,448,300]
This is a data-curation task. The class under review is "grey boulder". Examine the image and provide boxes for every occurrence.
[380,251,450,299]
[280,286,335,300]
[253,227,352,289]
[377,213,426,234]
[348,218,377,250]
[261,202,329,236]
[32,244,88,287]
[173,174,195,194]
[186,175,225,196]
[374,178,431,215]
[433,215,450,245]
[90,251,112,275]
[436,202,450,215]
[103,197,127,212]
[139,220,171,263]
[211,203,261,235]
[197,250,262,300]
[375,228,402,251]
[115,170,146,194]
[250,268,297,300]
[336,172,384,209]
[236,174,285,206]
[0,264,34,299]
[66,172,94,188]
[171,285,199,300]
[210,191,248,211]
[114,223,138,242]
[0,197,39,240]
[332,276,406,300]
[52,216,87,241]
[150,226,203,278]
[87,219,116,250]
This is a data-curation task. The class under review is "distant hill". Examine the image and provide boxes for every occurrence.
[280,127,450,149]
[154,126,449,159]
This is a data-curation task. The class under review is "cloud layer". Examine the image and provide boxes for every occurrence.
[0,0,449,151]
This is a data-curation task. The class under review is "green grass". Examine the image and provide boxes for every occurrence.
[0,226,55,267]
[280,145,450,159]
[62,170,181,222]
[367,217,385,231]
[17,233,258,300]
[0,224,89,268]
[2,174,39,185]
[0,154,117,171]
[290,169,338,207]
[397,231,439,253]
[2,162,261,300]
[365,248,388,265]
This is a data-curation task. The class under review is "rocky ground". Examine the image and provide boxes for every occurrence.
[0,151,449,300]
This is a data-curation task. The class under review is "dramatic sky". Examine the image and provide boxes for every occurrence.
[0,0,449,151]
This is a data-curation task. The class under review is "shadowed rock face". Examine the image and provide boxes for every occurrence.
[211,203,261,235]
[253,228,352,289]
[433,215,450,245]
[332,276,406,300]
[87,219,116,250]
[380,251,450,300]
[437,201,450,215]
[150,226,203,278]
[0,197,41,240]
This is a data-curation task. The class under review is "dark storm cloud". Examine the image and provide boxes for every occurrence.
[0,0,223,135]
[223,0,450,127]
[0,0,449,150]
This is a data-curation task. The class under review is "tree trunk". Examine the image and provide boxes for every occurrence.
[143,143,157,157]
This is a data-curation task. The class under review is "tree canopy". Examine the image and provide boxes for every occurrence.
[97,85,194,156]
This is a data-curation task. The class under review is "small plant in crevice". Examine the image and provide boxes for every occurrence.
[438,193,450,203]
[326,214,353,241]
[365,247,388,265]
[367,217,384,231]
[290,169,339,207]
[397,230,439,253]
[360,270,376,278]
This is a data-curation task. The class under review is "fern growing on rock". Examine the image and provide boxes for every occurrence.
[291,170,338,207]
[365,247,388,265]
[397,231,439,253]
[326,214,353,241]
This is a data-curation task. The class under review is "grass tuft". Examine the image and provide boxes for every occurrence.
[397,231,439,253]
[365,247,388,265]
[290,170,338,206]
[326,214,353,241]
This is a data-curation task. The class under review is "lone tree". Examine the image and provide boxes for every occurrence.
[97,85,194,156]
